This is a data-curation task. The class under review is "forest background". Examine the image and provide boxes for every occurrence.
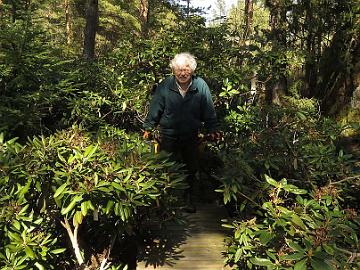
[0,0,360,269]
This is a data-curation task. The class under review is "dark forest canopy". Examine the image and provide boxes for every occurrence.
[0,1,359,269]
[0,0,359,138]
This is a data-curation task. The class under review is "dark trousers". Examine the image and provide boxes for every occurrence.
[159,135,199,193]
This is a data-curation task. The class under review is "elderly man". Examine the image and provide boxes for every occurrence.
[143,52,219,213]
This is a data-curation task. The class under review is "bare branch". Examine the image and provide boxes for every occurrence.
[61,217,84,266]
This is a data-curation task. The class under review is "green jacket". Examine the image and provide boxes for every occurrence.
[143,75,218,138]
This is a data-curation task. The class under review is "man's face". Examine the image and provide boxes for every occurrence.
[174,65,193,85]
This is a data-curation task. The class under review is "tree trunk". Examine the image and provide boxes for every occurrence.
[268,77,287,105]
[0,0,3,18]
[9,0,16,22]
[302,0,317,97]
[316,25,360,115]
[250,71,257,95]
[186,0,190,17]
[139,0,149,35]
[265,0,288,104]
[83,0,98,60]
[350,43,360,109]
[64,0,73,45]
[243,0,253,40]
[249,70,257,104]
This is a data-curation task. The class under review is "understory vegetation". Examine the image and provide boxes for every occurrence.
[0,0,359,269]
[217,101,360,269]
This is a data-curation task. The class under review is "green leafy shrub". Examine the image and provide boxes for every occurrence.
[0,16,80,139]
[223,175,360,270]
[0,127,186,269]
[217,98,360,269]
[222,100,356,186]
[64,59,155,131]
[218,101,357,218]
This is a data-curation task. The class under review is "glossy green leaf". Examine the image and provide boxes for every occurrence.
[250,257,273,266]
[73,211,84,226]
[112,182,125,191]
[8,231,22,242]
[259,231,273,245]
[124,169,133,182]
[286,240,305,252]
[51,248,67,254]
[265,175,279,187]
[61,195,82,215]
[283,184,307,194]
[54,183,68,198]
[13,220,21,231]
[80,201,88,217]
[322,244,334,255]
[294,258,307,270]
[105,200,115,214]
[265,250,276,261]
[84,144,98,158]
[67,154,75,164]
[291,214,306,230]
[87,200,95,211]
[311,258,334,270]
[282,252,305,261]
[234,249,242,262]
[57,152,66,163]
[35,262,45,270]
[25,246,35,259]
[296,112,307,120]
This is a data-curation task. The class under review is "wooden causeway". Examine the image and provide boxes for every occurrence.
[136,203,232,270]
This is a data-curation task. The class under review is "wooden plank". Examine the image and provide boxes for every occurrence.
[137,202,233,269]
[137,260,232,270]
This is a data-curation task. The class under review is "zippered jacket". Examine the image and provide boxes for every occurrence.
[143,75,218,138]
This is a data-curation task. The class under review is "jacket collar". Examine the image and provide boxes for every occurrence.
[169,75,197,92]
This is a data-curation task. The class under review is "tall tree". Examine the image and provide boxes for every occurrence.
[315,12,360,114]
[243,0,253,40]
[64,0,73,45]
[265,0,288,104]
[0,0,3,18]
[351,43,360,109]
[302,0,317,97]
[9,0,17,22]
[83,0,98,60]
[180,0,191,17]
[227,1,269,44]
[139,0,149,34]
[211,0,226,24]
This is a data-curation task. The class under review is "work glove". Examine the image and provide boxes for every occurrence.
[207,131,223,142]
[143,130,152,140]
[143,129,160,142]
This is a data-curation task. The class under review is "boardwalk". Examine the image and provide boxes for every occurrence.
[136,203,232,270]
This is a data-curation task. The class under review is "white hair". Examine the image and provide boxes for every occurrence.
[170,52,197,72]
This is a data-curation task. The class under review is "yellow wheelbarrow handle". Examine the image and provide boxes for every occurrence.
[154,142,159,154]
